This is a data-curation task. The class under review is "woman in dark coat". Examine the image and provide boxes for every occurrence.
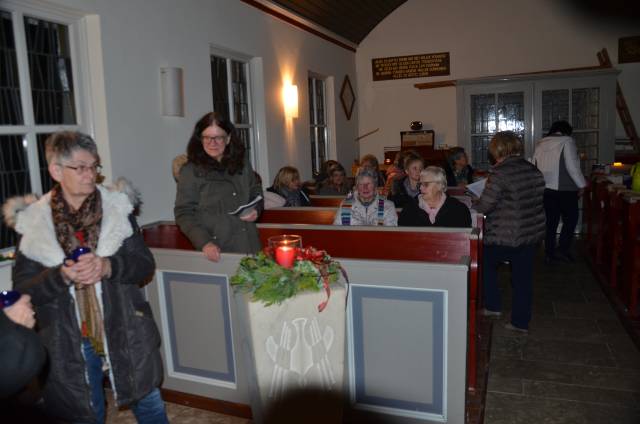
[398,166,471,227]
[175,112,263,262]
[266,166,311,206]
[474,131,545,333]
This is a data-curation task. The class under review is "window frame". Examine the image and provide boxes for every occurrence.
[210,47,258,170]
[0,3,89,195]
[308,73,329,175]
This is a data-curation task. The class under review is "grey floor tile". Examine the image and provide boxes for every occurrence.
[487,375,524,394]
[485,392,640,424]
[522,339,615,366]
[597,318,629,335]
[489,358,640,392]
[523,380,639,409]
[553,301,615,319]
[491,335,526,359]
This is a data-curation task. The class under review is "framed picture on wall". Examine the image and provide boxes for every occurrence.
[340,75,355,120]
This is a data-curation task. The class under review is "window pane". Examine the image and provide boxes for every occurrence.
[310,126,318,174]
[572,88,599,130]
[497,92,524,133]
[317,126,326,168]
[24,16,76,125]
[36,133,54,193]
[471,135,491,170]
[0,11,23,125]
[315,79,325,125]
[308,77,315,125]
[231,60,249,124]
[541,89,569,133]
[0,135,32,248]
[236,127,251,153]
[574,131,598,175]
[211,55,229,118]
[471,94,496,134]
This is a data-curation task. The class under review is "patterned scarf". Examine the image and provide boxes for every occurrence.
[51,185,104,354]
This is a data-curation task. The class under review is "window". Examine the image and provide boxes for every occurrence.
[469,92,525,170]
[210,52,256,167]
[458,70,617,174]
[0,8,83,248]
[308,75,328,175]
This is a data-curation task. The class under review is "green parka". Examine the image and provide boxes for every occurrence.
[174,161,262,254]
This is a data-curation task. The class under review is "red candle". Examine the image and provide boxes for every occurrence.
[275,246,296,268]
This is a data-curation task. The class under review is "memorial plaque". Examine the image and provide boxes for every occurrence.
[372,52,450,81]
[619,36,640,64]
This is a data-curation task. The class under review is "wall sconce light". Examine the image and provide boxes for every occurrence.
[283,83,298,118]
[160,67,184,117]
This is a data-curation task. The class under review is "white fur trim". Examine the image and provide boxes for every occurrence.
[14,186,134,266]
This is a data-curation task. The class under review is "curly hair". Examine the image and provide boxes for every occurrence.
[186,112,245,175]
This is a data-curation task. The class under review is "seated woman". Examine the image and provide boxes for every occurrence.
[314,159,339,186]
[175,112,262,262]
[317,163,350,195]
[389,154,424,208]
[398,166,471,227]
[333,167,397,226]
[444,147,474,186]
[266,166,311,207]
[360,154,386,187]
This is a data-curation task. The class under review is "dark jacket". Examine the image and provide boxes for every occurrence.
[474,156,545,247]
[175,161,262,253]
[6,184,162,423]
[388,177,420,209]
[0,311,46,398]
[445,163,474,187]
[398,196,472,228]
[266,186,311,207]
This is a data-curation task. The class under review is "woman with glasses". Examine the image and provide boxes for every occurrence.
[174,112,263,262]
[398,166,471,227]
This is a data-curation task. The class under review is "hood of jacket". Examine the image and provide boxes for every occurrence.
[3,178,138,267]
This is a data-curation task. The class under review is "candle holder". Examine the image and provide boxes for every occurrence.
[268,235,302,268]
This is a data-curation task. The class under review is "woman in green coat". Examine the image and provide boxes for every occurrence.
[175,112,262,261]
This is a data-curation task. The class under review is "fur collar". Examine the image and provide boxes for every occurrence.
[3,179,138,267]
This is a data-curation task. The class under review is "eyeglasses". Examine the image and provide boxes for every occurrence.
[417,180,439,190]
[201,135,229,144]
[61,163,102,175]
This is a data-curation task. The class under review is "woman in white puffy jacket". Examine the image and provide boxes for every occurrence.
[533,121,586,263]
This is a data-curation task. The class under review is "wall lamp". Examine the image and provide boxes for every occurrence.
[283,83,298,118]
[160,67,184,117]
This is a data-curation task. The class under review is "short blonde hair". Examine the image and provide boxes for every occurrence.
[272,166,300,190]
[420,166,447,193]
[488,131,523,161]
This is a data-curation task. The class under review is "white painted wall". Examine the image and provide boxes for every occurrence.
[38,0,357,225]
[355,0,640,160]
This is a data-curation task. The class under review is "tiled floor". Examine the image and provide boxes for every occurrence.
[484,246,640,424]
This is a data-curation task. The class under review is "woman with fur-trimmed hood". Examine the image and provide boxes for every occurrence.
[4,132,168,423]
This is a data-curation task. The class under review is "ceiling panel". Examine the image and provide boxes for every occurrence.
[270,0,407,44]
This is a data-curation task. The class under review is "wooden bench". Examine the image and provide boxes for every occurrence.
[143,222,482,392]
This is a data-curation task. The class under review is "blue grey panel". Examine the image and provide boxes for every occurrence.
[351,285,444,415]
[162,272,236,383]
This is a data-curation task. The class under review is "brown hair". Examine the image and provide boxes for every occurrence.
[272,166,301,190]
[488,131,523,161]
[186,112,245,175]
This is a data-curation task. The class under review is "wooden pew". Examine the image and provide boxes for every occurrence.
[620,193,640,319]
[142,222,482,392]
[259,207,336,225]
[309,195,344,207]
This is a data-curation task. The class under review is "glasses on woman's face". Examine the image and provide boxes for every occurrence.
[201,135,229,145]
[417,180,439,190]
[60,163,102,175]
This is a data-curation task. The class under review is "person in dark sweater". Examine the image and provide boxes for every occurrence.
[398,166,471,227]
[267,166,311,207]
[474,131,545,333]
